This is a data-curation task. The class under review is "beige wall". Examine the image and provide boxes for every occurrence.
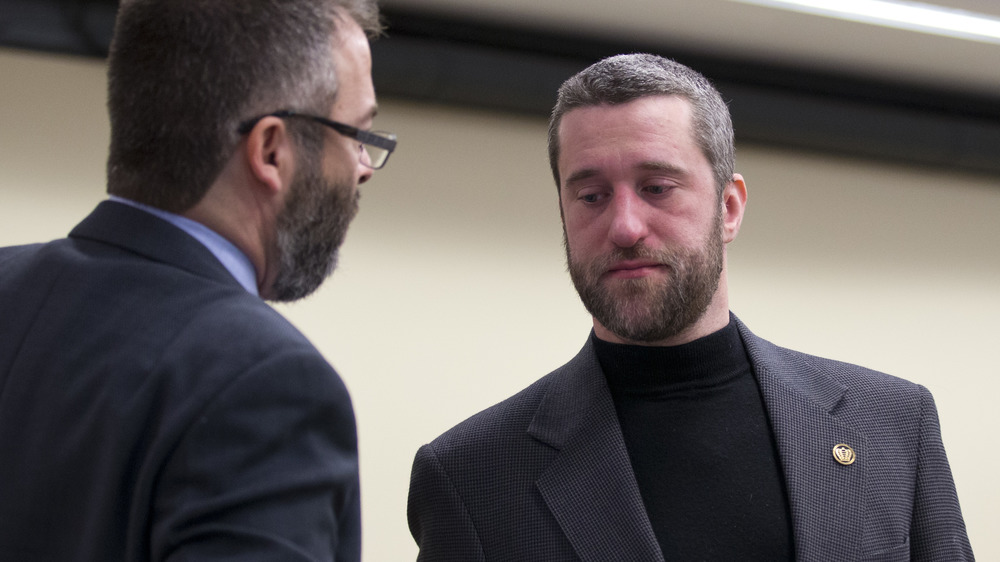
[2,48,997,560]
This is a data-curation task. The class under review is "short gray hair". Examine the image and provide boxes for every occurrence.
[548,53,735,194]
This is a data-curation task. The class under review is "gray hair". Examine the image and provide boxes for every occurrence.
[106,0,382,212]
[548,53,735,194]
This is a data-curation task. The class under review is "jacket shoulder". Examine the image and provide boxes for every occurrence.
[426,369,560,459]
[773,340,922,398]
[741,324,924,398]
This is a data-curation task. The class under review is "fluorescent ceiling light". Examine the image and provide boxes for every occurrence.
[729,0,1000,44]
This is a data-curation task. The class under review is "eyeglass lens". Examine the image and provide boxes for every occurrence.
[361,134,393,169]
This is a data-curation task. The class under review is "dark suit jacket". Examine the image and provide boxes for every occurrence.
[0,201,360,561]
[408,318,973,561]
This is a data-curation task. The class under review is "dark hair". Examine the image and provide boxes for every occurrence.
[548,53,735,194]
[106,0,382,212]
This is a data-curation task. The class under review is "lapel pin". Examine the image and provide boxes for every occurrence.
[833,444,856,466]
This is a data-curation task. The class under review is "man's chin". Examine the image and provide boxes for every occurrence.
[600,278,662,301]
[265,249,340,303]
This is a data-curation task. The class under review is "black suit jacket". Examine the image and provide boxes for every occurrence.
[0,201,360,561]
[408,319,972,561]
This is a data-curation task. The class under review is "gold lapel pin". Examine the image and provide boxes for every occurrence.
[833,444,856,466]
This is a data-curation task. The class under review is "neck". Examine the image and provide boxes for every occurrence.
[181,170,276,294]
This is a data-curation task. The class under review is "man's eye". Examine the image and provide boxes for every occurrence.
[645,184,667,195]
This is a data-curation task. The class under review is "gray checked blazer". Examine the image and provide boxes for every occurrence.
[407,317,972,561]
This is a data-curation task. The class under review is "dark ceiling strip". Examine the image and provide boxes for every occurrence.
[374,7,1000,176]
[1,1,997,175]
[380,6,1000,120]
[0,0,116,57]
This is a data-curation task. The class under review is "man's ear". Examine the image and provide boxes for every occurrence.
[244,118,295,196]
[722,173,748,243]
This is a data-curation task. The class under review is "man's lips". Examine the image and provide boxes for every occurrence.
[604,260,666,279]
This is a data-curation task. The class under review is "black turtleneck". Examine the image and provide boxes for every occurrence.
[595,319,794,561]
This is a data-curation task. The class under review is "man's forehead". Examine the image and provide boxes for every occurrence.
[564,94,690,117]
[559,97,694,148]
[558,96,693,145]
[329,16,376,124]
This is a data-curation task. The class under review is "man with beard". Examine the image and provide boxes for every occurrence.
[407,54,971,561]
[0,1,394,560]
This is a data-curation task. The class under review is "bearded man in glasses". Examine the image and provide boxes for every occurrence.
[0,0,394,560]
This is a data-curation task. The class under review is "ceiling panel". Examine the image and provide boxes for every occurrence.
[1,0,996,174]
[382,0,1000,97]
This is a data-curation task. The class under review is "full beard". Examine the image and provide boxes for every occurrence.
[566,213,724,343]
[267,160,359,303]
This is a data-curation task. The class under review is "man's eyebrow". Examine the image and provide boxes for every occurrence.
[351,104,378,128]
[564,162,687,185]
[637,161,687,175]
[356,105,378,127]
[564,168,600,185]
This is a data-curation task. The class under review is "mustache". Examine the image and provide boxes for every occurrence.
[587,244,681,273]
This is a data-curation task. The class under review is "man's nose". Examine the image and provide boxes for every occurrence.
[608,189,648,248]
[357,156,373,185]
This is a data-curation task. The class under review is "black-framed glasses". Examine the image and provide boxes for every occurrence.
[238,110,397,170]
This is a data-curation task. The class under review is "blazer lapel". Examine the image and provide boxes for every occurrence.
[529,339,664,562]
[737,320,867,561]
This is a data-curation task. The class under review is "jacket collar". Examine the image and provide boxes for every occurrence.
[69,200,242,290]
[528,337,665,562]
[736,317,847,413]
[736,318,867,560]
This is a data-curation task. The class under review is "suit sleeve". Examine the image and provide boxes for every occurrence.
[407,444,486,562]
[909,386,974,561]
[150,350,360,562]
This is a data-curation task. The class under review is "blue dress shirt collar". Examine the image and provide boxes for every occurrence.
[108,196,259,296]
